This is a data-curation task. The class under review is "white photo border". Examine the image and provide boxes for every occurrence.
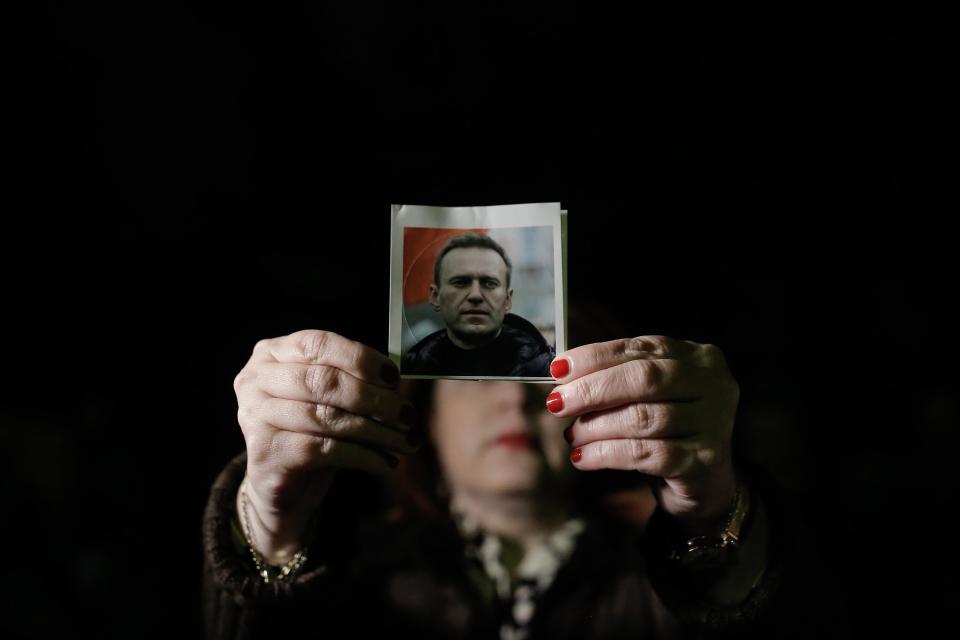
[389,203,567,381]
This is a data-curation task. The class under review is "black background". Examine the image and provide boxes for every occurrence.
[11,1,958,638]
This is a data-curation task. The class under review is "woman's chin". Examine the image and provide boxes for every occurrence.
[477,457,544,494]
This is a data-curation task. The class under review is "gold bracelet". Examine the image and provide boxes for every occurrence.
[668,478,751,571]
[238,476,309,583]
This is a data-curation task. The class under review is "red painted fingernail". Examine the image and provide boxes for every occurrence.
[546,391,564,413]
[563,425,574,444]
[570,448,582,463]
[550,358,570,379]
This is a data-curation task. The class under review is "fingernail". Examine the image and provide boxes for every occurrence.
[546,391,564,413]
[406,430,423,448]
[400,403,418,429]
[563,425,574,444]
[570,448,582,463]
[550,358,570,379]
[380,362,400,387]
[387,455,399,469]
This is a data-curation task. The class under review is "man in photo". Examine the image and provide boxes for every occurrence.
[402,232,555,377]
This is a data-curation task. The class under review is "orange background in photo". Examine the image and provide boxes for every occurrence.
[403,227,487,306]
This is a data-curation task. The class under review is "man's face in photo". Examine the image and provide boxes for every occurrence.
[430,247,513,347]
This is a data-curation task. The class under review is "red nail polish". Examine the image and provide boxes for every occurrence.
[570,448,582,463]
[546,391,564,413]
[550,358,570,379]
[563,425,574,444]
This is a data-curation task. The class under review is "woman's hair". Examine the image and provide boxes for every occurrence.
[384,379,450,525]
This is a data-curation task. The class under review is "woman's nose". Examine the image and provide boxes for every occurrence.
[491,383,551,414]
[490,381,527,412]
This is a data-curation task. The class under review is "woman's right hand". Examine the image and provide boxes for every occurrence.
[232,329,420,563]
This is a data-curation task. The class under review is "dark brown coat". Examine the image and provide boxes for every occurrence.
[202,453,785,640]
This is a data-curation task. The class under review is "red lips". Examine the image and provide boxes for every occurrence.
[494,433,540,449]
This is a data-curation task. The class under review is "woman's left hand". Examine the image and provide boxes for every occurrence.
[547,336,741,530]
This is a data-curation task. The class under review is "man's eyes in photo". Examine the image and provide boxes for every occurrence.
[449,277,501,288]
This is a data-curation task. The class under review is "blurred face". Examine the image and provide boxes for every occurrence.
[428,380,574,496]
[430,247,513,347]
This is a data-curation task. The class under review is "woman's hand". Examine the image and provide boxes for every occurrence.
[233,329,420,561]
[546,336,740,533]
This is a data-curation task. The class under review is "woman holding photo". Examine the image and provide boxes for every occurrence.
[203,309,785,639]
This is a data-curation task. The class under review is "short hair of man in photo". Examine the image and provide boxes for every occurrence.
[432,232,512,290]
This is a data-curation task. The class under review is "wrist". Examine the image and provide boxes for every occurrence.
[238,479,319,560]
[661,473,752,573]
[645,466,773,615]
[669,468,739,539]
[236,476,317,580]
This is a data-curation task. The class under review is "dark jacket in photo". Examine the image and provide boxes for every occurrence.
[402,313,556,378]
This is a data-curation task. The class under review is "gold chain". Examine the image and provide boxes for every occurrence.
[238,476,308,583]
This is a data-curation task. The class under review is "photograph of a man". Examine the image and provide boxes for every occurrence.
[402,232,555,377]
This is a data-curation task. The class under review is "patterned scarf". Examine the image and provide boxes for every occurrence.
[452,502,586,640]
